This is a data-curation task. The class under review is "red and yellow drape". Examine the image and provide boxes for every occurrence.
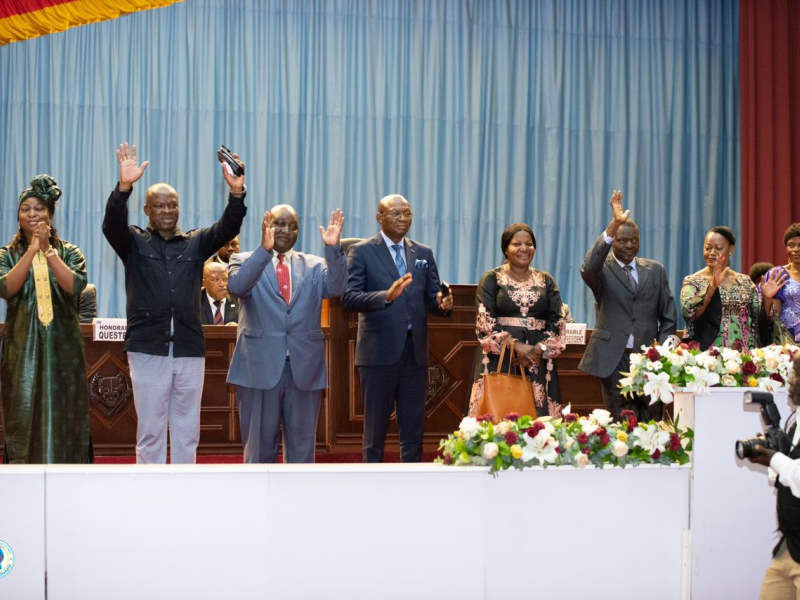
[0,0,183,46]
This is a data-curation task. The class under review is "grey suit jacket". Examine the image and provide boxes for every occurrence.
[341,233,450,367]
[578,234,677,378]
[226,244,347,391]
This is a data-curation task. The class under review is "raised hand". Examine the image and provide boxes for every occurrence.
[221,153,245,193]
[319,209,344,246]
[116,143,150,191]
[261,211,275,252]
[610,190,630,225]
[387,273,413,302]
[762,269,789,300]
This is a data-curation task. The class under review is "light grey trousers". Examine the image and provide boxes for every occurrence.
[128,348,205,464]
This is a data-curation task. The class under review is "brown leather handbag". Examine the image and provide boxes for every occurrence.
[477,337,538,423]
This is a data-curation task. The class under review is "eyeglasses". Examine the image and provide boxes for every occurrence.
[384,210,413,220]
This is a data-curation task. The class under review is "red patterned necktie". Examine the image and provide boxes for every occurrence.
[213,299,223,325]
[276,254,290,304]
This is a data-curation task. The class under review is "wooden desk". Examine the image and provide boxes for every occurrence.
[0,285,605,456]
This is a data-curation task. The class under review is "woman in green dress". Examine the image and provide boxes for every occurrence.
[0,175,91,463]
[680,226,760,350]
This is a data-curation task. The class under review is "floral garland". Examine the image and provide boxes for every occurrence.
[619,340,800,405]
[436,408,692,474]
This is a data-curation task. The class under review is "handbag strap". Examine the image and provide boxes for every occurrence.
[495,336,521,376]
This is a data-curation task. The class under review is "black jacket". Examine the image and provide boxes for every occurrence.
[102,184,246,357]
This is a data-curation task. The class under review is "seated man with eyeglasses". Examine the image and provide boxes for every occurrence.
[200,262,238,325]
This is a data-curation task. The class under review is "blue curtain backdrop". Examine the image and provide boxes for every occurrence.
[0,0,739,325]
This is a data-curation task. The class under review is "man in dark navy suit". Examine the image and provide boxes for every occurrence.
[199,262,239,325]
[342,194,452,462]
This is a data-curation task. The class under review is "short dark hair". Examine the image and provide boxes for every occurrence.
[501,223,536,255]
[784,223,800,246]
[748,262,774,283]
[708,226,736,246]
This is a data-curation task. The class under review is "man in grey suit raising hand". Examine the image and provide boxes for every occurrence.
[578,190,677,421]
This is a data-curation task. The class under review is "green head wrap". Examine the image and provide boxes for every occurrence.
[18,174,62,215]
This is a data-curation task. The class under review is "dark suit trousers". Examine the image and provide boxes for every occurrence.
[600,353,664,423]
[360,334,426,463]
[235,359,322,464]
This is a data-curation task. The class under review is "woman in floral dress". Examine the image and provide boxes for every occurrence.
[762,222,800,344]
[680,226,760,350]
[468,223,566,418]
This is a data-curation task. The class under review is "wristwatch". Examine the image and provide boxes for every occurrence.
[43,247,57,258]
[538,343,547,354]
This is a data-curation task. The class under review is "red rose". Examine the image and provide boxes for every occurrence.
[444,454,453,465]
[652,449,662,460]
[504,412,520,422]
[564,413,578,423]
[627,416,639,431]
[669,433,681,452]
[505,431,519,445]
[599,433,611,446]
[732,340,745,352]
[742,361,757,376]
[646,347,661,362]
[555,446,562,454]
[708,347,720,357]
[531,421,546,435]
[771,373,785,383]
[577,433,589,444]
[477,414,494,423]
[581,446,591,455]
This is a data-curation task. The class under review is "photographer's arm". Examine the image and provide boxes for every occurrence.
[751,447,800,498]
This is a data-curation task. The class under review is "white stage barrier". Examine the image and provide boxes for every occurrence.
[674,388,791,600]
[0,463,689,600]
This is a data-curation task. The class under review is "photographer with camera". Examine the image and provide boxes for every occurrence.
[745,355,800,598]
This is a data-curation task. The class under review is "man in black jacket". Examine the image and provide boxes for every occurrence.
[102,142,246,464]
[748,356,800,598]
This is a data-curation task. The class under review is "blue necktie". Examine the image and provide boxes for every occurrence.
[392,244,406,276]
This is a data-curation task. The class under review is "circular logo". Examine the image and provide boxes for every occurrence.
[0,539,15,578]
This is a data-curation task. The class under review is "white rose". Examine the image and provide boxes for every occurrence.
[590,409,613,428]
[563,437,574,450]
[482,443,499,460]
[612,440,629,457]
[670,353,686,368]
[721,347,741,362]
[494,422,511,436]
[458,417,480,440]
[724,360,741,374]
[766,356,780,371]
[576,453,590,468]
[629,353,644,367]
[721,374,737,387]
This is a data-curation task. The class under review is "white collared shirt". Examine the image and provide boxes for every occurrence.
[380,231,405,255]
[271,248,294,301]
[206,293,226,321]
[770,408,800,498]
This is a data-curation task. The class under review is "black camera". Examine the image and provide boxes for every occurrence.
[217,145,245,177]
[735,391,791,459]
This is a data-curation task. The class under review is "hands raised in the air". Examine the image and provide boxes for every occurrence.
[606,190,630,237]
[116,143,150,192]
[319,209,344,247]
[221,153,245,193]
[762,269,789,300]
[261,211,275,252]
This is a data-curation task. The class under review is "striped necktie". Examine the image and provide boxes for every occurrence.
[213,299,223,325]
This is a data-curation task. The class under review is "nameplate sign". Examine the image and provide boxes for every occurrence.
[93,318,127,342]
[565,324,587,345]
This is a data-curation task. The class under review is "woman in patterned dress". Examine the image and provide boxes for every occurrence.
[680,226,760,350]
[761,223,800,344]
[468,223,565,419]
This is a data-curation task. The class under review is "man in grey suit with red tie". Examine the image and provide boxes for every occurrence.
[342,194,453,463]
[226,205,346,463]
[579,190,677,422]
